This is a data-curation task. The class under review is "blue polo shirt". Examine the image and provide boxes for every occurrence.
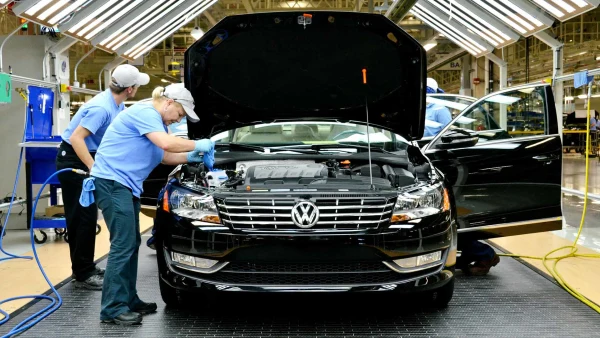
[61,89,124,152]
[424,103,453,137]
[91,103,168,198]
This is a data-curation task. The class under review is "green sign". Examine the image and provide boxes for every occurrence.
[0,73,11,103]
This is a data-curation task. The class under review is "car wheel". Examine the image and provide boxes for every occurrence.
[423,278,454,309]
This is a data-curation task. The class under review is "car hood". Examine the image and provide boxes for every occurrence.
[184,11,426,140]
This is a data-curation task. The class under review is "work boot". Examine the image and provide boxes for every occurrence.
[132,301,158,315]
[466,253,500,276]
[101,311,143,326]
[73,274,103,290]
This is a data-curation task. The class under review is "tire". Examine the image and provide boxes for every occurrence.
[423,278,454,309]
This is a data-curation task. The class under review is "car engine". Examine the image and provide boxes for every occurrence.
[178,158,427,191]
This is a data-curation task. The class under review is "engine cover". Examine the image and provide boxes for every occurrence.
[244,163,329,185]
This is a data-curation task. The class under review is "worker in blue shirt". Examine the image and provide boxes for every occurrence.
[88,83,214,326]
[424,78,453,137]
[56,64,149,291]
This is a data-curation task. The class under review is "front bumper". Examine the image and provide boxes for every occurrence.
[156,208,457,294]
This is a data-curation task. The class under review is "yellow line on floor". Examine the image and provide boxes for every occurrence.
[490,232,600,306]
[0,213,153,315]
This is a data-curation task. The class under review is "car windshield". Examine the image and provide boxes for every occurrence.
[208,121,409,151]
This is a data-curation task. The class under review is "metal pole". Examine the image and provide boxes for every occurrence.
[73,47,96,87]
[0,20,28,73]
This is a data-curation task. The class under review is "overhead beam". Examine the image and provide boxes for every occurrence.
[386,0,418,21]
[242,0,254,13]
[204,11,217,26]
[427,48,468,72]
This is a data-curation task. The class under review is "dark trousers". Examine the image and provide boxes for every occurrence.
[56,142,98,281]
[93,177,143,320]
[456,240,496,268]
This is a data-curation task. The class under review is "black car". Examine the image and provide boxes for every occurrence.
[144,11,562,309]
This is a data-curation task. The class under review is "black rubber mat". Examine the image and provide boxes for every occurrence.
[2,242,600,338]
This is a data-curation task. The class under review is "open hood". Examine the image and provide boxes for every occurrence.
[184,11,426,140]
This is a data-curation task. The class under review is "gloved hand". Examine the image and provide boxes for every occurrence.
[186,151,203,163]
[203,147,215,171]
[194,139,215,153]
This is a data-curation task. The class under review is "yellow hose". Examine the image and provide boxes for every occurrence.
[497,80,600,313]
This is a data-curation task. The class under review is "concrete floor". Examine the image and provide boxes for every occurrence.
[557,156,600,252]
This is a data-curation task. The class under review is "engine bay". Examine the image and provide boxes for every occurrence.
[176,157,433,192]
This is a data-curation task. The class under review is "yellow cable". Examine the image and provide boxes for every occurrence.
[497,80,600,313]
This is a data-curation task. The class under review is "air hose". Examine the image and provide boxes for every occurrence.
[0,89,33,263]
[0,168,86,338]
[497,80,600,313]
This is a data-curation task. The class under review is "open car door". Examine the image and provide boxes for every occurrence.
[423,83,562,240]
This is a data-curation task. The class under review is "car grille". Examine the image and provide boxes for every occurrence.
[203,271,405,285]
[223,262,389,274]
[215,196,396,231]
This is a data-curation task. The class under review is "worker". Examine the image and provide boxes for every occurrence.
[56,64,149,290]
[423,78,453,137]
[86,83,215,325]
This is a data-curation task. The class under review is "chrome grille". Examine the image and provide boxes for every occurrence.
[216,196,395,231]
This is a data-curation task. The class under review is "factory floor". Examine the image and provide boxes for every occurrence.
[0,156,599,336]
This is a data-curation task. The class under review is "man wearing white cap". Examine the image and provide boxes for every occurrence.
[87,83,213,325]
[423,77,452,137]
[56,64,150,291]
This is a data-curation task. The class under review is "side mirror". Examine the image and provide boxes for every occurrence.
[435,129,479,149]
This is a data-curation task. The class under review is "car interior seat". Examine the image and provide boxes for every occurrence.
[238,125,283,143]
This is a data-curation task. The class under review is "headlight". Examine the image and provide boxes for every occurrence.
[168,187,221,224]
[391,184,450,222]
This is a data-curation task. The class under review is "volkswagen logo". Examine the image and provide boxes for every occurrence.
[291,201,319,229]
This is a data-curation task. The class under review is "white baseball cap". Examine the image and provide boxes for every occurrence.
[426,77,439,91]
[111,64,150,88]
[163,83,199,123]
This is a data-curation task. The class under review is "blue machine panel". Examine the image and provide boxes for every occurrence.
[26,86,54,141]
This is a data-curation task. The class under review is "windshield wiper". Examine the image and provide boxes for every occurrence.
[217,143,318,154]
[270,143,392,154]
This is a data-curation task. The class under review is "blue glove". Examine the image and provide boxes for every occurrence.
[203,147,215,171]
[194,139,215,153]
[186,151,203,163]
[79,177,95,207]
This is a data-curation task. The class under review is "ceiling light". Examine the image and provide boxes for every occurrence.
[472,0,555,36]
[48,0,88,25]
[531,0,600,21]
[423,41,438,51]
[411,2,494,57]
[92,1,174,52]
[12,0,89,29]
[121,0,218,60]
[578,94,588,99]
[426,0,520,47]
[191,27,204,40]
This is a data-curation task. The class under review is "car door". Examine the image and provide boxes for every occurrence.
[423,83,562,240]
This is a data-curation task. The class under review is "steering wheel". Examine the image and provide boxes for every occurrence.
[332,130,366,141]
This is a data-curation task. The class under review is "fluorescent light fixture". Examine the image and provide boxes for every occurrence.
[121,0,218,60]
[92,1,173,52]
[472,0,555,36]
[48,0,88,25]
[578,94,588,99]
[426,0,520,48]
[423,41,438,51]
[37,0,69,21]
[411,2,494,57]
[564,96,574,100]
[25,0,53,16]
[531,0,600,21]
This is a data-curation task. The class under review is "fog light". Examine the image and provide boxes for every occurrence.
[393,251,442,268]
[171,252,219,269]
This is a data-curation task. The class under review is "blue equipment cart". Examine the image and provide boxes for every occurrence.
[19,86,100,244]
